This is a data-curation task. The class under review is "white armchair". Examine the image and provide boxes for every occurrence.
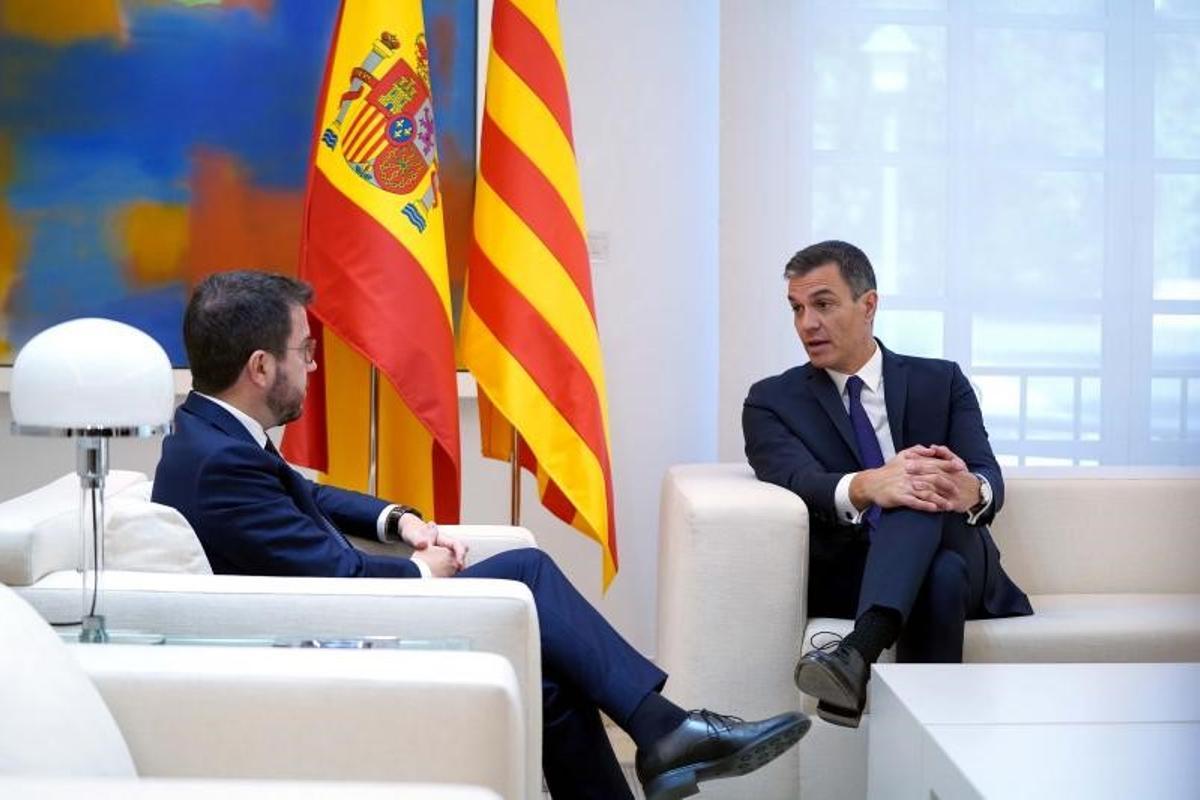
[0,472,545,800]
[0,582,520,797]
[0,780,502,799]
[657,463,1200,800]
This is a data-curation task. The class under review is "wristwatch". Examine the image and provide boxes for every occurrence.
[385,505,424,540]
[970,473,991,514]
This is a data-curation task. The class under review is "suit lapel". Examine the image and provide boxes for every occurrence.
[880,344,908,452]
[806,367,861,465]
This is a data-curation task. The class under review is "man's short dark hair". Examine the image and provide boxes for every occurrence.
[183,271,313,395]
[784,240,877,299]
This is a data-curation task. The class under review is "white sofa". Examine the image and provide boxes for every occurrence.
[657,463,1200,800]
[0,581,517,798]
[0,471,544,800]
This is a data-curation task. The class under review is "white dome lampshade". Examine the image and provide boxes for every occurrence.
[10,318,175,643]
[10,318,175,434]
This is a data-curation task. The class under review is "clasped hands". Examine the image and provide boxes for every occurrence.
[400,513,469,577]
[850,444,982,515]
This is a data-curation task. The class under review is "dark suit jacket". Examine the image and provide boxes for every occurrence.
[153,392,420,578]
[743,342,1030,618]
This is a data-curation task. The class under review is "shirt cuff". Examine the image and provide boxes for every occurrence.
[410,556,432,579]
[834,473,867,525]
[376,504,397,543]
[965,475,993,525]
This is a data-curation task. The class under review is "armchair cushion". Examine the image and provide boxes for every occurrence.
[0,583,136,777]
[0,472,210,585]
[0,470,144,586]
[105,480,212,576]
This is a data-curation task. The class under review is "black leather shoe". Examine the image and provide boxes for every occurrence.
[794,643,868,728]
[635,709,810,800]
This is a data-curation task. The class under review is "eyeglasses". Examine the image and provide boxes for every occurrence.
[284,337,317,365]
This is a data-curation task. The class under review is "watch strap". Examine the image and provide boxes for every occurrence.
[385,505,424,540]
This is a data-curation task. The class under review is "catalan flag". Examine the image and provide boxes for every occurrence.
[282,0,460,522]
[460,0,617,586]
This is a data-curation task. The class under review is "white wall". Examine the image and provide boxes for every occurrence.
[0,0,720,656]
[717,0,806,462]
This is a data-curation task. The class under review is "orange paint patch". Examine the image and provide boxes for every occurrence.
[0,0,125,45]
[185,149,303,286]
[111,200,190,287]
[0,0,277,46]
[0,135,30,362]
[439,138,474,287]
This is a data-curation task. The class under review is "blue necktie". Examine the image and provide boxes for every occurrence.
[846,375,884,529]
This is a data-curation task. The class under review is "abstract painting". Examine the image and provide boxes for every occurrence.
[0,0,476,365]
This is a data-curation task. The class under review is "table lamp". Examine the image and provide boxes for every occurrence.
[9,318,175,642]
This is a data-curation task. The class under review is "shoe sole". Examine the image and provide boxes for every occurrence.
[794,657,862,711]
[816,700,862,728]
[641,715,812,800]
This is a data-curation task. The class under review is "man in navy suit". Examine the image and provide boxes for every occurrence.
[154,271,808,800]
[743,241,1031,728]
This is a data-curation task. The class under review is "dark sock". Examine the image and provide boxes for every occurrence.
[626,691,689,751]
[842,606,902,664]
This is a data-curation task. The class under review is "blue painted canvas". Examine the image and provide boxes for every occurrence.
[0,0,476,366]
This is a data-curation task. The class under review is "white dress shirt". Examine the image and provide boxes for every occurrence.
[823,348,992,526]
[194,393,429,577]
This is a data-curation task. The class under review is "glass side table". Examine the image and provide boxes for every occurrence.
[58,629,470,651]
[168,634,471,650]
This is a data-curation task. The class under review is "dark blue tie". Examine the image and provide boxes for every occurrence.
[846,375,884,529]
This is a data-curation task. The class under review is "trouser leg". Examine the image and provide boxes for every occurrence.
[458,548,666,727]
[895,549,971,662]
[894,515,988,663]
[855,508,944,621]
[541,667,633,800]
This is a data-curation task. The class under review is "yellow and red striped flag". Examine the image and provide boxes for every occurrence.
[460,0,617,586]
[282,0,460,521]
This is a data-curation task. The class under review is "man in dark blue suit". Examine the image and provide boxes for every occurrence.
[154,271,808,800]
[743,241,1031,729]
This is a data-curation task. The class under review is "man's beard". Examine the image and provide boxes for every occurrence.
[266,372,304,427]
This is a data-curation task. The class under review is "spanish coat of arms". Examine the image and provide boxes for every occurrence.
[321,31,440,232]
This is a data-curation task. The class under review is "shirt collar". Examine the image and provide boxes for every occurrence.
[195,392,269,449]
[825,341,884,397]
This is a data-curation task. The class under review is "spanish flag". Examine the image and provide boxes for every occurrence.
[282,0,460,522]
[460,0,617,586]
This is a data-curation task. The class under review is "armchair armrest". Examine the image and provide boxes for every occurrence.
[657,464,810,715]
[68,645,523,800]
[657,464,811,799]
[351,524,538,565]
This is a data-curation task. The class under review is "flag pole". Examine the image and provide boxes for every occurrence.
[367,365,379,496]
[509,427,521,525]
